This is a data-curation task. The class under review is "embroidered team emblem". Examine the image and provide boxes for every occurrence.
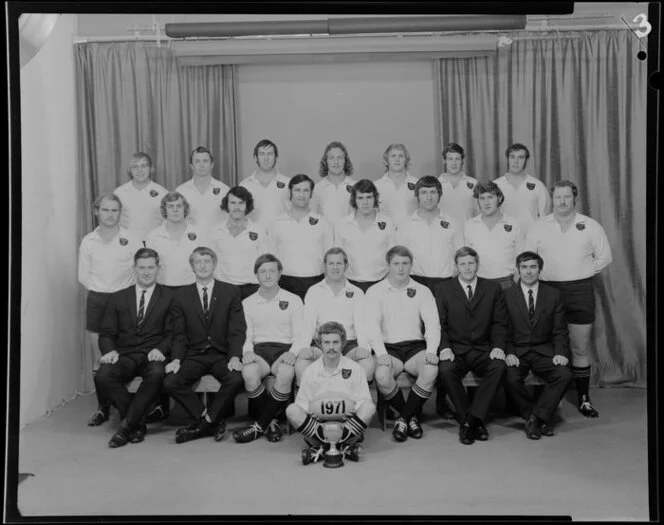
[576,223,586,231]
[466,182,474,190]
[342,369,352,379]
[440,220,449,229]
[407,288,416,298]
[346,185,352,193]
[119,237,128,246]
[377,221,386,230]
[149,189,159,197]
[212,187,221,195]
[276,181,285,189]
[249,231,258,241]
[309,216,319,226]
[407,182,415,190]
[346,290,354,298]
[279,301,288,310]
[504,224,512,232]
[187,232,197,241]
[526,182,535,190]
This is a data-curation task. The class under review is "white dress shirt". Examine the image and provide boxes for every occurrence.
[494,173,550,234]
[364,277,441,356]
[374,172,420,226]
[78,227,142,293]
[267,211,334,277]
[145,223,208,286]
[114,180,168,241]
[196,280,215,311]
[135,283,156,314]
[438,173,480,225]
[301,279,368,350]
[242,288,304,355]
[209,221,269,285]
[333,212,396,282]
[175,177,230,236]
[395,210,464,278]
[520,281,539,306]
[458,277,478,300]
[311,176,357,226]
[524,213,613,281]
[464,213,523,278]
[239,171,291,230]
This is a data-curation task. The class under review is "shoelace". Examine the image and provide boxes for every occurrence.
[242,422,263,436]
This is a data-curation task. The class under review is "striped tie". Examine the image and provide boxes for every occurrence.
[528,289,535,325]
[467,285,473,302]
[202,287,209,315]
[137,290,146,324]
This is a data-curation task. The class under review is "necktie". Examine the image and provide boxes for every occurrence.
[528,289,535,325]
[137,289,146,324]
[467,285,473,302]
[202,286,209,315]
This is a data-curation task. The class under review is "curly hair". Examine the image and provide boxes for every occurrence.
[319,141,353,178]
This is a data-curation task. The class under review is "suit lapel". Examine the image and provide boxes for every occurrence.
[128,286,138,326]
[190,284,206,325]
[141,285,160,325]
[532,284,546,327]
[452,279,472,311]
[512,282,531,325]
[207,281,220,324]
[470,279,485,309]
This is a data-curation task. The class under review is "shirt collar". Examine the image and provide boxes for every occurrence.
[196,280,215,292]
[520,281,539,295]
[136,283,156,295]
[458,277,477,290]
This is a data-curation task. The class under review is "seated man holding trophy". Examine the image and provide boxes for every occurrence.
[286,322,376,468]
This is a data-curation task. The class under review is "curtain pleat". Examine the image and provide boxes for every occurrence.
[435,30,647,386]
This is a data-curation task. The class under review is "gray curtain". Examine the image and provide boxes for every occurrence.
[434,30,647,387]
[74,42,238,390]
[75,42,239,235]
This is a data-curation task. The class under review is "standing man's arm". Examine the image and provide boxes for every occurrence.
[98,297,119,355]
[78,240,90,289]
[552,290,570,359]
[364,288,389,361]
[434,286,454,361]
[591,222,613,273]
[537,182,551,218]
[169,296,187,363]
[353,293,371,351]
[420,288,441,357]
[226,287,247,361]
[285,296,305,361]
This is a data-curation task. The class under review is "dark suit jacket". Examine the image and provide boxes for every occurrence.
[99,284,174,356]
[504,281,570,358]
[171,280,246,361]
[434,277,508,355]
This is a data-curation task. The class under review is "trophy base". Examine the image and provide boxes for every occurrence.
[323,452,344,468]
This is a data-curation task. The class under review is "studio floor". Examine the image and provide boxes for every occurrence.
[16,387,649,520]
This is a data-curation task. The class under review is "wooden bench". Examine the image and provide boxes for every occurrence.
[376,371,546,431]
[126,374,292,432]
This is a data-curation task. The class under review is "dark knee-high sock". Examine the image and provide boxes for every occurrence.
[383,384,406,415]
[257,386,290,428]
[400,383,432,421]
[297,415,325,445]
[247,385,268,420]
[572,365,591,402]
[341,413,368,444]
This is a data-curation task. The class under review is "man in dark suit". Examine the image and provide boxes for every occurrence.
[97,247,174,448]
[435,246,509,445]
[162,246,246,443]
[503,251,573,439]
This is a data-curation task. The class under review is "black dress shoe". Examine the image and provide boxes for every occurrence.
[525,415,541,440]
[458,422,475,445]
[540,421,554,437]
[88,407,110,427]
[213,419,227,442]
[175,421,214,444]
[475,422,489,441]
[145,405,169,424]
[407,416,424,439]
[129,424,147,444]
[109,428,131,448]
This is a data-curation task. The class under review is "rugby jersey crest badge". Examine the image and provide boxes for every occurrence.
[407,182,415,190]
[309,216,319,226]
[407,288,416,298]
[279,301,288,310]
[119,237,128,246]
[378,221,386,230]
[187,233,197,240]
[504,224,512,232]
[149,189,159,197]
[277,181,285,188]
[346,290,354,298]
[576,223,586,231]
[526,182,535,190]
[249,231,258,241]
[212,187,221,195]
[342,369,352,379]
[346,185,353,193]
[466,182,474,190]
[440,220,449,229]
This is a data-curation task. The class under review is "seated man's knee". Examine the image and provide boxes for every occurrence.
[418,363,439,384]
[488,358,507,375]
[505,367,523,386]
[286,403,306,426]
[145,361,166,381]
[242,363,261,383]
[438,360,457,379]
[275,362,295,383]
[162,374,178,393]
[553,365,573,382]
[357,402,376,423]
[373,365,393,389]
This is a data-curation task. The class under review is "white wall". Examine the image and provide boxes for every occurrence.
[236,60,438,182]
[20,14,83,427]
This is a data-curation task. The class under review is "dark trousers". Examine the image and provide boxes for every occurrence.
[347,279,380,294]
[279,274,324,301]
[162,352,244,422]
[504,353,573,423]
[96,352,165,428]
[438,349,506,421]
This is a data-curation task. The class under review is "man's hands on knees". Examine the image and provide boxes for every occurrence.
[165,359,181,374]
[505,354,519,367]
[148,349,166,362]
[552,355,569,366]
[438,348,454,362]
[100,350,119,365]
[376,354,392,367]
[228,356,243,371]
[424,352,439,366]
[490,348,505,360]
[281,351,297,366]
[242,352,257,365]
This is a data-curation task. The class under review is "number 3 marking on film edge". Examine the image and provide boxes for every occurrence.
[633,13,652,38]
